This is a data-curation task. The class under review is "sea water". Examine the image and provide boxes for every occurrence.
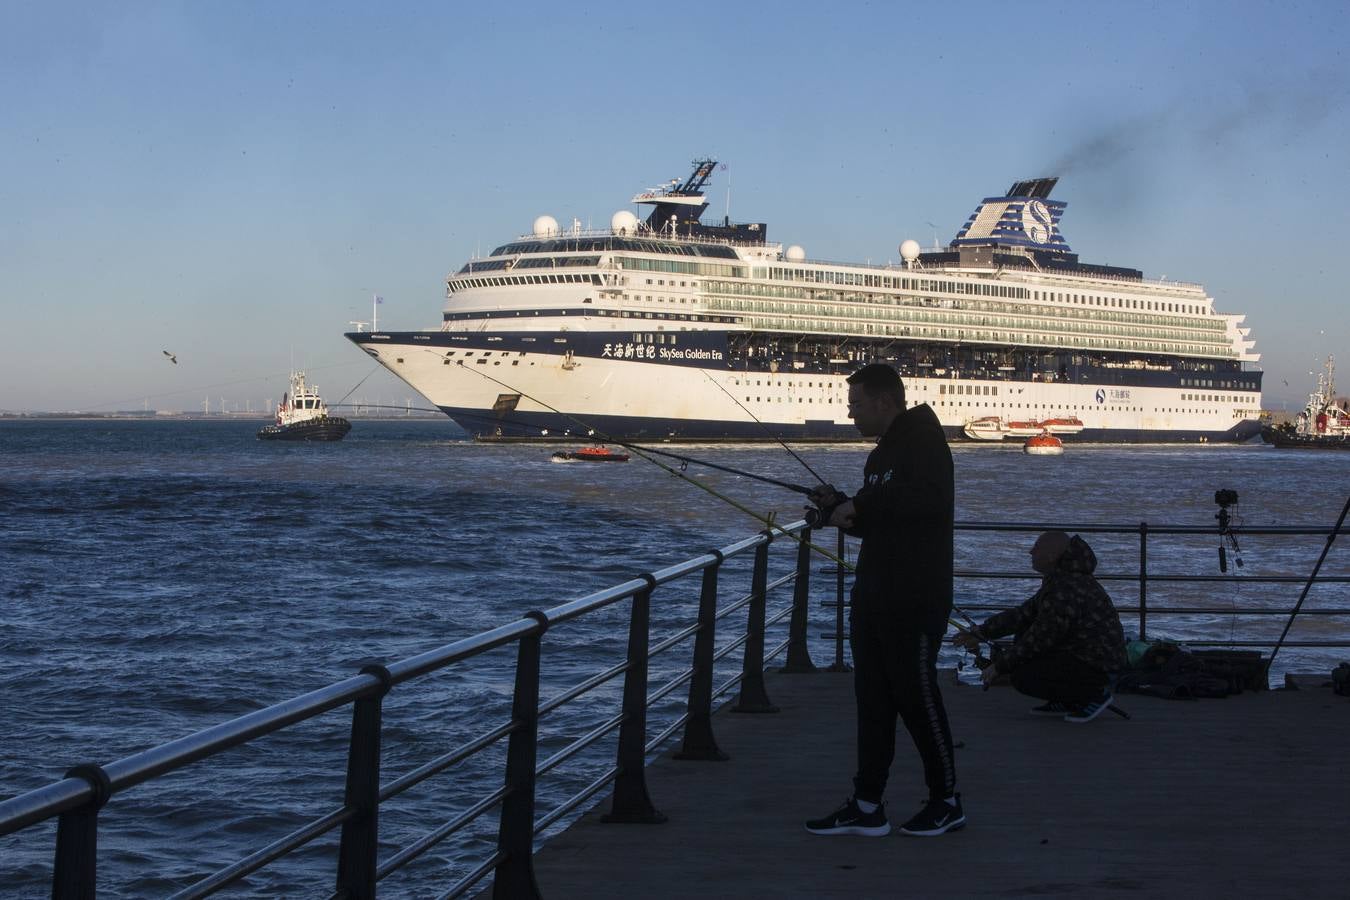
[2,419,1347,894]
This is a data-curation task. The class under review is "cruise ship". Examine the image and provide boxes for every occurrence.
[347,160,1262,442]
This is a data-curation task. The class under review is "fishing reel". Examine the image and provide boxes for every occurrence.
[1214,488,1243,572]
[804,485,850,529]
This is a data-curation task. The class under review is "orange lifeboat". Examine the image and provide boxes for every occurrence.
[1023,431,1064,456]
[1006,419,1042,437]
[1038,416,1085,435]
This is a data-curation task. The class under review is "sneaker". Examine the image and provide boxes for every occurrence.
[898,795,966,836]
[1064,690,1114,724]
[805,797,890,836]
[1030,701,1070,716]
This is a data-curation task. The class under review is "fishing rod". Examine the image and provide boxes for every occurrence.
[701,369,830,488]
[1267,493,1350,668]
[451,361,987,640]
[422,393,817,495]
[454,362,850,564]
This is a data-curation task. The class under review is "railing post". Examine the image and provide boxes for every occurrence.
[494,610,548,898]
[734,537,779,713]
[52,764,111,900]
[828,529,850,672]
[676,553,729,761]
[602,578,666,823]
[335,664,392,900]
[1138,522,1148,641]
[782,528,817,673]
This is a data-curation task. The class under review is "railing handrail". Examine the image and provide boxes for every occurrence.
[3,513,1346,898]
[0,520,802,898]
[953,521,1350,536]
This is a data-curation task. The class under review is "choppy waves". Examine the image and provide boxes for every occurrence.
[1,420,1347,894]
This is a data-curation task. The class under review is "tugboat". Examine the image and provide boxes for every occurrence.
[550,445,630,462]
[1262,357,1350,449]
[1023,430,1065,455]
[257,372,351,441]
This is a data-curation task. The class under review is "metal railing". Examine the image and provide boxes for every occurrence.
[2,516,1347,897]
[814,521,1350,665]
[0,521,822,899]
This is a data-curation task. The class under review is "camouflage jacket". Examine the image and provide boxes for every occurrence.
[979,536,1126,675]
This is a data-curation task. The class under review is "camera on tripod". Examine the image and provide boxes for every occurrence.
[1214,488,1242,572]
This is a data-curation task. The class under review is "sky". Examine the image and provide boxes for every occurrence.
[2,0,1347,413]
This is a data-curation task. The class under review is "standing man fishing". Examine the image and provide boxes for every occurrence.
[805,363,964,837]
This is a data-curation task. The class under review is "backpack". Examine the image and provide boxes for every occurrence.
[1116,643,1234,700]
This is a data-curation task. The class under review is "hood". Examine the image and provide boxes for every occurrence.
[1054,534,1098,576]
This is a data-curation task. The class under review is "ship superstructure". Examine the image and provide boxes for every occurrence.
[347,160,1262,442]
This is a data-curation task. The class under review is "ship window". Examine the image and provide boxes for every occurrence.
[396,358,404,364]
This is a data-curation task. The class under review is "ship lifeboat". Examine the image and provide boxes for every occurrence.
[1023,431,1064,456]
[1006,419,1043,438]
[1038,416,1085,435]
[551,445,631,463]
[962,416,1009,441]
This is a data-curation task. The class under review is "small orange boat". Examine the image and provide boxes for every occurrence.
[1023,431,1064,455]
[551,446,631,463]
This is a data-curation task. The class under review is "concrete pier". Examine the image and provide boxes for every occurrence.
[528,671,1349,899]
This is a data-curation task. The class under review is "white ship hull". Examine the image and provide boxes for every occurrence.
[350,331,1261,442]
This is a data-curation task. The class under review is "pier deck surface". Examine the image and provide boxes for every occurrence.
[528,671,1349,899]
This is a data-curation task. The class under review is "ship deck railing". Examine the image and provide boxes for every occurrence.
[1,517,1347,897]
[501,228,783,253]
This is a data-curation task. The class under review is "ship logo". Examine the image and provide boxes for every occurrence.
[1095,389,1106,403]
[1022,200,1054,244]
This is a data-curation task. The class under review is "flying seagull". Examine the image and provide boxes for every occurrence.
[162,350,177,365]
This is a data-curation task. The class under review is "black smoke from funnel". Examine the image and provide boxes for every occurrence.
[1049,77,1346,177]
[1039,77,1346,225]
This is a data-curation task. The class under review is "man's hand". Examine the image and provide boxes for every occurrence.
[807,484,846,508]
[827,499,856,528]
[806,484,853,529]
[952,630,982,653]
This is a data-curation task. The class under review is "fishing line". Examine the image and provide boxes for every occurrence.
[333,365,384,407]
[421,380,815,494]
[701,369,830,487]
[456,362,851,564]
[329,403,445,414]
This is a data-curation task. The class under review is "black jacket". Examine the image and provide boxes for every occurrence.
[847,403,954,633]
[979,535,1127,675]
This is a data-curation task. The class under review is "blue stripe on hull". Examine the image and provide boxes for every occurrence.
[440,407,1262,444]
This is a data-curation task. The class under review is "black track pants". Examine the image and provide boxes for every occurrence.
[1009,652,1109,707]
[850,618,956,804]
